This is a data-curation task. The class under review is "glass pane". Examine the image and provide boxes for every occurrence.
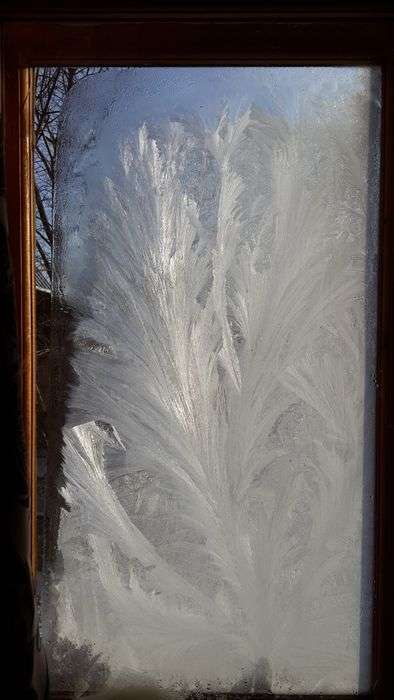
[35,67,381,696]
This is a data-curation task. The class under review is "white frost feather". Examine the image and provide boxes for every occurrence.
[50,81,377,694]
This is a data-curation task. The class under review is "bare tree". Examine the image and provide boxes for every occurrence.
[34,67,107,287]
[34,67,109,609]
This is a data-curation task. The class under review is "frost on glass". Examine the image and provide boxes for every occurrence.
[39,68,380,695]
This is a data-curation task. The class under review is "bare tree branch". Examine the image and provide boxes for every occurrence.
[34,66,109,286]
[35,237,52,279]
[35,183,53,245]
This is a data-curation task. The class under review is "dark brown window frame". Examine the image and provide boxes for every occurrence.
[2,8,394,699]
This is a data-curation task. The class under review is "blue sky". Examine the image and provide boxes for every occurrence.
[92,66,380,129]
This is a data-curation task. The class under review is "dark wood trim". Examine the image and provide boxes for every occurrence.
[48,691,384,700]
[372,58,394,700]
[2,11,394,699]
[3,62,37,572]
[2,19,394,67]
[0,1,393,21]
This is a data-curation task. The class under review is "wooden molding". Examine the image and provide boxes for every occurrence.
[3,64,37,572]
[1,13,394,697]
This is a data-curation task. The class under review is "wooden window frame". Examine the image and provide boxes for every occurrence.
[2,8,394,699]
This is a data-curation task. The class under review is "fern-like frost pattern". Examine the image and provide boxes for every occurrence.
[45,69,380,694]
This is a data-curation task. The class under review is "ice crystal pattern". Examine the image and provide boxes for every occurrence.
[48,75,378,694]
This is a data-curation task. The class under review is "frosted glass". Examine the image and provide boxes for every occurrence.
[38,67,380,695]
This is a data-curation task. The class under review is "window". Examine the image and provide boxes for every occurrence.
[3,11,394,699]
